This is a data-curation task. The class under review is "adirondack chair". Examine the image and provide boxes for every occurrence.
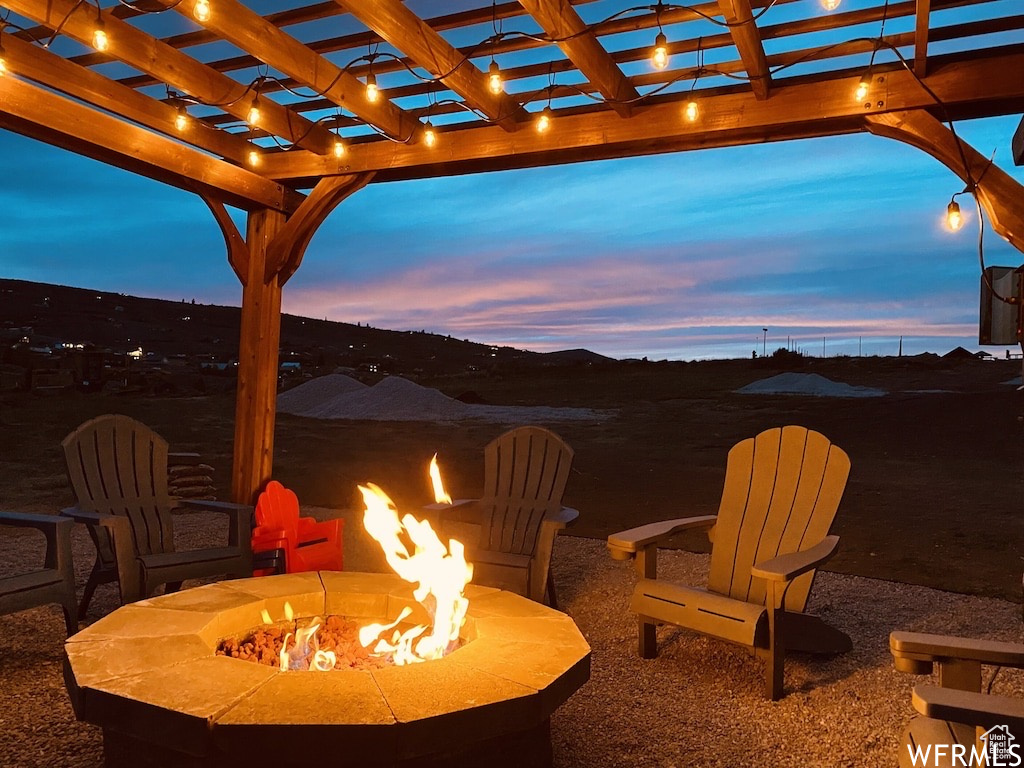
[251,480,343,576]
[437,426,578,606]
[0,511,78,635]
[61,414,252,616]
[607,425,853,700]
[891,632,1024,768]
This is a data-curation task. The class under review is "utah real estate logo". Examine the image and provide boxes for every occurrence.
[907,725,1020,767]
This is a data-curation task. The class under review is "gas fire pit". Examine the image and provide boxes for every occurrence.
[63,571,591,768]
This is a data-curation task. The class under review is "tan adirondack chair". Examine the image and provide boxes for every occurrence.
[438,426,578,606]
[607,425,852,700]
[891,632,1024,768]
[0,511,78,635]
[61,414,252,616]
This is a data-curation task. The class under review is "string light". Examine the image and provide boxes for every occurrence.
[92,18,108,52]
[821,0,841,9]
[247,149,260,167]
[0,42,6,77]
[246,96,260,126]
[175,104,189,131]
[194,0,211,22]
[536,106,552,133]
[683,100,699,122]
[946,200,963,231]
[422,120,437,147]
[651,32,669,70]
[487,60,503,95]
[333,137,346,157]
[365,71,379,103]
[854,72,871,101]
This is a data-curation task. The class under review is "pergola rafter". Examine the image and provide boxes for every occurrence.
[0,0,1021,503]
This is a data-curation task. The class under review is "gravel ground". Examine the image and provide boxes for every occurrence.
[0,514,1021,767]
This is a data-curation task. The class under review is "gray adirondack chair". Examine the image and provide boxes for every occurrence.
[61,414,252,616]
[891,632,1024,768]
[438,426,578,606]
[0,511,77,635]
[608,425,853,700]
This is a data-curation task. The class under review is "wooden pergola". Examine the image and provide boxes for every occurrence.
[1,0,1022,504]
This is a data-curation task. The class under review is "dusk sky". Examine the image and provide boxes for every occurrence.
[2,2,1022,361]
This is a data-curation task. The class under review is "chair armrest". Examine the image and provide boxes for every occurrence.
[424,499,481,525]
[912,684,1024,732]
[177,499,252,550]
[0,510,73,532]
[544,507,579,529]
[751,535,840,582]
[607,515,718,560]
[891,632,1024,670]
[60,506,132,534]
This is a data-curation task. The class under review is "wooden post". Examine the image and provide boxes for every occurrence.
[865,109,1024,254]
[232,209,286,504]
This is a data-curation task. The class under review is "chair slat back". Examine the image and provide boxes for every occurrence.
[255,481,300,537]
[707,426,849,613]
[62,414,174,556]
[479,426,574,556]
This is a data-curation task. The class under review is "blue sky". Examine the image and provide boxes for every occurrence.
[1,1,1022,361]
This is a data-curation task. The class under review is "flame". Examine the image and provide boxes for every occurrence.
[429,453,452,505]
[357,482,473,665]
[280,619,340,671]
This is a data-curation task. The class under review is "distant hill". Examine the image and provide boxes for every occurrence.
[0,279,610,379]
[543,348,616,364]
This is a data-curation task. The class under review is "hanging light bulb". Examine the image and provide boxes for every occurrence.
[365,72,379,103]
[175,104,189,132]
[854,73,871,102]
[684,100,699,122]
[536,106,552,133]
[194,0,211,22]
[92,18,108,52]
[0,43,7,77]
[651,32,670,70]
[247,96,261,127]
[247,149,260,167]
[487,60,503,95]
[333,137,346,158]
[422,121,437,148]
[946,200,963,231]
[820,0,841,10]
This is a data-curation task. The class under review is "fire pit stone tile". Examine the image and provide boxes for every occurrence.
[370,655,544,761]
[213,668,399,765]
[64,633,212,710]
[321,571,398,617]
[447,637,591,718]
[471,615,593,650]
[83,656,277,758]
[464,590,570,619]
[68,604,218,643]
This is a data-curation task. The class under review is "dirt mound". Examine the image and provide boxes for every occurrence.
[279,375,611,423]
[736,372,886,398]
[277,374,367,416]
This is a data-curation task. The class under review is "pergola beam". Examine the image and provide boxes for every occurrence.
[716,0,772,99]
[337,0,527,132]
[261,45,1024,183]
[518,0,640,118]
[915,0,932,76]
[0,34,252,166]
[5,0,336,156]
[156,0,418,141]
[0,76,301,213]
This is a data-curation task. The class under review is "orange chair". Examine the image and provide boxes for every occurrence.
[251,481,343,575]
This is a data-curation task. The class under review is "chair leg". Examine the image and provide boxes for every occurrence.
[766,594,786,700]
[78,565,102,620]
[546,572,559,611]
[639,616,658,659]
[62,601,78,636]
